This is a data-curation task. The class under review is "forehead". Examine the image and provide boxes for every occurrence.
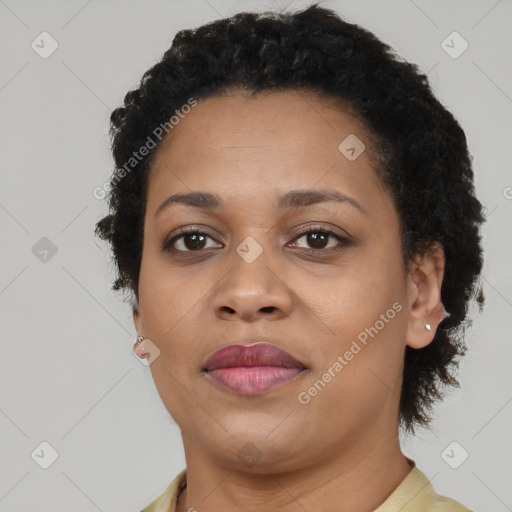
[147,89,388,213]
[153,89,369,161]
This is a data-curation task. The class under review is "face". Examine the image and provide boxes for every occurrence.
[133,89,437,473]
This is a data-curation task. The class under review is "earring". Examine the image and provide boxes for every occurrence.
[425,323,431,331]
[134,336,148,358]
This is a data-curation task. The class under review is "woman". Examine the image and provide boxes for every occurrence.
[95,4,484,511]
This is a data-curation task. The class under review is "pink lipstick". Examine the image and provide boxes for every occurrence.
[202,342,307,395]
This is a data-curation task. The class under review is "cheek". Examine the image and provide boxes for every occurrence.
[308,259,405,336]
[297,250,407,389]
[138,254,205,335]
[296,304,406,433]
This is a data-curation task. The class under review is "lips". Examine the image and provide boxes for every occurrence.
[203,342,306,371]
[202,342,308,395]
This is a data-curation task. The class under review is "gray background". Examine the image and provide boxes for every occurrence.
[0,0,511,510]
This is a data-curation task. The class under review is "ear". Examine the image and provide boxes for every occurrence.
[132,297,143,336]
[405,242,447,349]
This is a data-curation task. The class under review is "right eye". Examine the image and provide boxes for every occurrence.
[162,229,223,253]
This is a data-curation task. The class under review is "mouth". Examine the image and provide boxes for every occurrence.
[202,342,308,395]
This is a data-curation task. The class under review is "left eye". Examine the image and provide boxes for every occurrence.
[289,229,349,251]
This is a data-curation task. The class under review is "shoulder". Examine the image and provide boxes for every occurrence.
[374,462,471,512]
[140,469,187,512]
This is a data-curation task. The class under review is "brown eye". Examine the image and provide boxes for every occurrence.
[163,230,222,253]
[291,229,350,252]
[181,233,207,251]
[305,232,329,249]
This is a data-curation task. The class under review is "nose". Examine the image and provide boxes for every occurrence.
[211,245,294,322]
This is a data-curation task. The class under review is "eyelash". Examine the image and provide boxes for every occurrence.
[162,226,352,255]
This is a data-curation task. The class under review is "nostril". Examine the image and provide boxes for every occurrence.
[260,306,277,313]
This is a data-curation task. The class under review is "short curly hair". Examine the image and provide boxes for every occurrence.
[95,3,485,433]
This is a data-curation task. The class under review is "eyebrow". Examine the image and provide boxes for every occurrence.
[155,189,366,217]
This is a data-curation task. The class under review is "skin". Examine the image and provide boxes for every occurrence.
[132,89,447,512]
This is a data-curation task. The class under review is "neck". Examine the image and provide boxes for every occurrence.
[175,427,412,512]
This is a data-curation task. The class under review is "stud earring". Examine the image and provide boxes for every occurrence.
[425,323,431,331]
